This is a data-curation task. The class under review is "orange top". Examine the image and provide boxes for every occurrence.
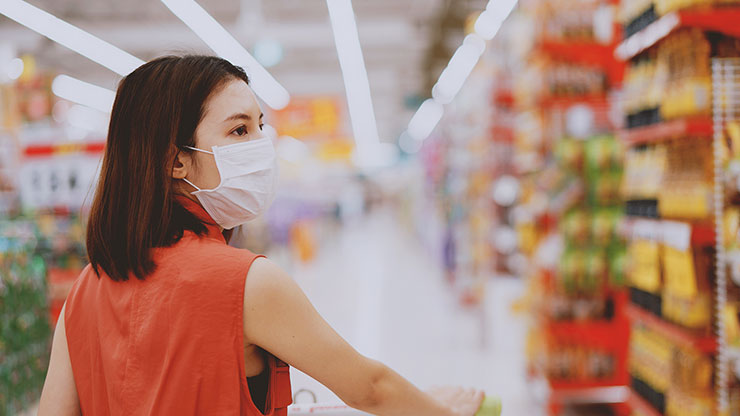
[64,196,292,415]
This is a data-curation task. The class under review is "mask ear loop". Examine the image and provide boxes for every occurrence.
[184,145,214,155]
[179,146,213,192]
[182,177,201,192]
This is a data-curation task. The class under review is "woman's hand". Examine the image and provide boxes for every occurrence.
[427,386,485,416]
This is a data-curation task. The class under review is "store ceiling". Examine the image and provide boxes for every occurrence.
[0,0,485,142]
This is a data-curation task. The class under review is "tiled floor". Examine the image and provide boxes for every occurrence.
[279,208,544,415]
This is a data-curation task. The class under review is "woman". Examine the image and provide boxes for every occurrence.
[38,55,484,415]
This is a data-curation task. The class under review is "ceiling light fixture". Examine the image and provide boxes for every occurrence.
[0,0,143,75]
[161,0,290,110]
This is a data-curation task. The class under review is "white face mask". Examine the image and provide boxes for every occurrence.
[182,137,278,229]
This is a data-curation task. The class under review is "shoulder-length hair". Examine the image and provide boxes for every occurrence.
[87,55,250,281]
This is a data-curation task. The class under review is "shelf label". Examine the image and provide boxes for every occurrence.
[661,221,691,252]
[632,219,661,241]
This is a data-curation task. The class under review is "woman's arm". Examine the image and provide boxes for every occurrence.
[38,304,81,416]
[243,258,482,416]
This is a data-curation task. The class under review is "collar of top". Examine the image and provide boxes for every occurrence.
[174,194,226,243]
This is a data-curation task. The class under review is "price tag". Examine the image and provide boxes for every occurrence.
[661,221,691,252]
[632,219,660,241]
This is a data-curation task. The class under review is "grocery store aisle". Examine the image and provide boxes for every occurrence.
[282,207,543,415]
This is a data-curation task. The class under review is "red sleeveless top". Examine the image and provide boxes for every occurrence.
[64,197,292,415]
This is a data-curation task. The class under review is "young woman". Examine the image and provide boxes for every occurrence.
[38,55,485,416]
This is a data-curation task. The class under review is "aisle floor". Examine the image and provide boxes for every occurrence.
[280,209,543,415]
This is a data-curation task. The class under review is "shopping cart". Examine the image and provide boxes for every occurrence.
[287,390,502,415]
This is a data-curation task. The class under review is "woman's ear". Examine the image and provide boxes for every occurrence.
[172,149,191,180]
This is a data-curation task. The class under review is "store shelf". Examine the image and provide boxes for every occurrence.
[540,40,624,84]
[541,40,614,64]
[539,93,610,109]
[620,217,715,247]
[547,318,627,338]
[626,304,717,353]
[627,390,662,416]
[616,8,740,60]
[617,116,713,146]
[549,385,629,404]
[24,142,106,157]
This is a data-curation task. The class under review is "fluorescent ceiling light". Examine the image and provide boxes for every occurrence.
[487,0,519,21]
[407,99,444,141]
[326,0,380,154]
[432,43,483,104]
[52,75,116,113]
[67,104,110,133]
[408,0,517,141]
[0,0,143,75]
[161,0,290,110]
[475,0,518,40]
[399,131,423,154]
[474,10,503,40]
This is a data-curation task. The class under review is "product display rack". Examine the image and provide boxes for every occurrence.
[713,57,740,416]
[617,116,713,146]
[615,0,740,407]
[499,1,633,414]
[615,7,740,61]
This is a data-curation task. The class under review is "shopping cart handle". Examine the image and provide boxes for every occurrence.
[287,396,501,415]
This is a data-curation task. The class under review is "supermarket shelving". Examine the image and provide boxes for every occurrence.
[620,217,715,247]
[539,93,611,109]
[615,8,740,60]
[538,94,616,131]
[626,304,717,353]
[617,116,713,146]
[549,386,629,404]
[23,141,105,156]
[540,40,625,84]
[546,291,631,391]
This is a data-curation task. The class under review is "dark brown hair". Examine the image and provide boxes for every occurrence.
[87,55,250,281]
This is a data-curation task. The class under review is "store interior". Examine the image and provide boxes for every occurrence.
[2,0,740,415]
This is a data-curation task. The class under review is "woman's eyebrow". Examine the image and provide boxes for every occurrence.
[223,112,264,123]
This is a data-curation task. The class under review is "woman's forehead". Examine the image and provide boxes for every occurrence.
[204,80,261,120]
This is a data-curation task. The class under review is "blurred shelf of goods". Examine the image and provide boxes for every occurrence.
[718,59,740,416]
[0,55,97,414]
[418,9,537,308]
[512,0,632,414]
[616,0,740,409]
[422,0,740,413]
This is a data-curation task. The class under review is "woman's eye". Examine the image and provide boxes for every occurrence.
[259,124,264,131]
[233,126,248,136]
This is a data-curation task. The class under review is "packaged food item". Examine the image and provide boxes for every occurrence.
[658,140,713,220]
[629,324,715,415]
